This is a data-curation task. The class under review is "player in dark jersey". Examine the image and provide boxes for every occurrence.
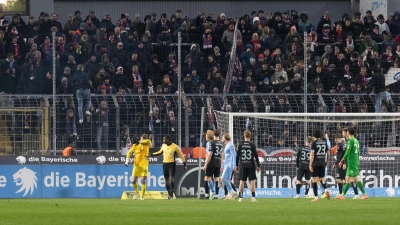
[309,129,331,202]
[203,130,224,200]
[295,136,314,198]
[331,134,347,198]
[235,130,261,202]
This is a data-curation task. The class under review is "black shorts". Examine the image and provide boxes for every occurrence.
[163,162,176,179]
[335,168,346,180]
[239,167,256,181]
[297,169,311,180]
[205,165,220,177]
[311,165,326,178]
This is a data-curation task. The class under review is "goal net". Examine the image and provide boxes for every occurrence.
[214,111,400,197]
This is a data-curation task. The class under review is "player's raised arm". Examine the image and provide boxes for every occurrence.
[140,138,152,156]
[125,143,136,166]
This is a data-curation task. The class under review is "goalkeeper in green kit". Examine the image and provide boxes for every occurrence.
[337,127,368,200]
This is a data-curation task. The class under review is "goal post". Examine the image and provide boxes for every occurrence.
[214,111,400,198]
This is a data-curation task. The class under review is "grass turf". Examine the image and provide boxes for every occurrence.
[1,198,399,225]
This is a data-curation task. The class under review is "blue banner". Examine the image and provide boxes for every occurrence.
[0,155,399,198]
[0,165,164,198]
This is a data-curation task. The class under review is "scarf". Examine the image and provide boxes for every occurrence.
[336,30,342,42]
[202,33,212,49]
[58,43,65,55]
[252,39,260,54]
[14,44,19,58]
[323,28,330,40]
[360,73,367,87]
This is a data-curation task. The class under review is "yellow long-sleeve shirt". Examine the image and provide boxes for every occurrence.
[126,139,152,166]
[152,143,186,163]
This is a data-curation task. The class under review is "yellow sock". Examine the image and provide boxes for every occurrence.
[141,183,146,197]
[133,183,139,193]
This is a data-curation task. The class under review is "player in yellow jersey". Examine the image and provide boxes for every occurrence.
[125,134,152,200]
[150,135,187,200]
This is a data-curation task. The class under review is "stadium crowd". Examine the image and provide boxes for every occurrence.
[1,8,400,152]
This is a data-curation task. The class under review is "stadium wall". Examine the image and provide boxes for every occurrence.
[53,0,351,26]
[0,155,398,198]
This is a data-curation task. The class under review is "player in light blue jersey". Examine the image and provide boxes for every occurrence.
[221,133,238,200]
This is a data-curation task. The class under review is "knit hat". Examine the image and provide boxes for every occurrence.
[263,78,269,83]
[64,66,70,72]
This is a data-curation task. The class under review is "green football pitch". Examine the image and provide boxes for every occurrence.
[1,198,399,225]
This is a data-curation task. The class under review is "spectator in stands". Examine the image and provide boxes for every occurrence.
[274,97,289,113]
[129,14,145,39]
[164,110,177,140]
[286,26,302,48]
[380,46,394,73]
[240,44,256,72]
[113,42,128,68]
[98,54,115,77]
[248,82,258,94]
[297,12,312,34]
[161,74,176,93]
[94,68,107,88]
[221,21,241,51]
[208,70,224,93]
[66,108,77,137]
[264,29,280,52]
[72,64,91,124]
[227,74,240,93]
[375,14,390,34]
[164,52,177,76]
[389,12,400,36]
[100,13,115,34]
[258,78,273,93]
[84,53,99,80]
[103,77,116,94]
[62,138,77,156]
[367,71,394,125]
[95,100,109,150]
[271,62,288,83]
[57,77,73,94]
[351,15,363,39]
[183,74,198,93]
[0,53,18,94]
[145,54,162,85]
[19,62,40,94]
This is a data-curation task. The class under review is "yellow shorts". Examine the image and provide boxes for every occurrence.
[132,165,148,177]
